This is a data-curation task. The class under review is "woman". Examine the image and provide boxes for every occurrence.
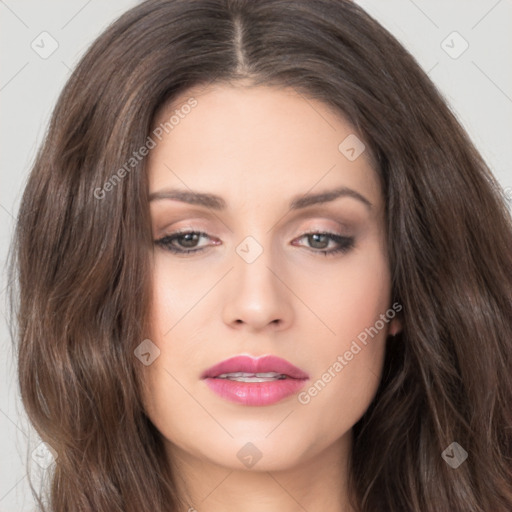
[9,0,512,511]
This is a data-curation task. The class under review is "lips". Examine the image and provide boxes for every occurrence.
[201,355,309,406]
[201,355,309,380]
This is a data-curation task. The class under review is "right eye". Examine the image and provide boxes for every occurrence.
[154,230,217,255]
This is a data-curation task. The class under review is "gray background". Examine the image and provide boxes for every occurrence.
[1,1,511,510]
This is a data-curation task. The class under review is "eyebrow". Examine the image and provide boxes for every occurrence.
[148,185,372,210]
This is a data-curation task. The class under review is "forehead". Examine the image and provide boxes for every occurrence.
[148,83,382,214]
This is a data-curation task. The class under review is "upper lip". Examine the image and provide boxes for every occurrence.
[201,355,309,380]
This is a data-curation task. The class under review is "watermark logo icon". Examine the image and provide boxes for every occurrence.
[134,339,161,366]
[338,134,365,161]
[504,186,512,207]
[441,31,469,59]
[237,442,263,468]
[31,31,59,59]
[441,441,468,468]
[31,441,58,469]
[236,236,263,264]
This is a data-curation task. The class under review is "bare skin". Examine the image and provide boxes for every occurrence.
[142,83,402,512]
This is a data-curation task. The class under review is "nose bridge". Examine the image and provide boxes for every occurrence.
[233,232,279,293]
[230,200,279,276]
[221,230,292,330]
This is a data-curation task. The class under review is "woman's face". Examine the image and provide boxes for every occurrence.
[143,83,401,473]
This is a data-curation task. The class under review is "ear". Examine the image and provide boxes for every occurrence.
[388,317,402,336]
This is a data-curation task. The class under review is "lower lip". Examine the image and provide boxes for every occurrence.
[203,377,308,406]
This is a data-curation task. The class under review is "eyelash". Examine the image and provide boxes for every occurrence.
[154,229,355,257]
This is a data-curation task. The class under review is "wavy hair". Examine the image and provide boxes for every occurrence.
[8,0,512,510]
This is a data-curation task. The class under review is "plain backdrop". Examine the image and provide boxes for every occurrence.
[1,1,511,510]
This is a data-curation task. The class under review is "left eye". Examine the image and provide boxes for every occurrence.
[154,230,355,256]
[293,232,354,255]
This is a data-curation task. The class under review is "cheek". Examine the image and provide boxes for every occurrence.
[148,256,216,347]
[293,244,391,415]
[150,262,199,328]
[294,241,392,345]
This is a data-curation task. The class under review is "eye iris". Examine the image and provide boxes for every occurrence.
[309,233,329,249]
[180,233,200,248]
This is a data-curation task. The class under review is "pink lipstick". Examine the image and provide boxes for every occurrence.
[201,355,309,406]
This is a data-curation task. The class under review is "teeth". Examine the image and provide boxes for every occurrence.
[216,372,287,382]
[218,372,283,378]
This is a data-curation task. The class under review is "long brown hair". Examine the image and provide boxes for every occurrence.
[8,0,512,510]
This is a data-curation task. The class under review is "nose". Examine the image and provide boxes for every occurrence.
[221,238,294,332]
